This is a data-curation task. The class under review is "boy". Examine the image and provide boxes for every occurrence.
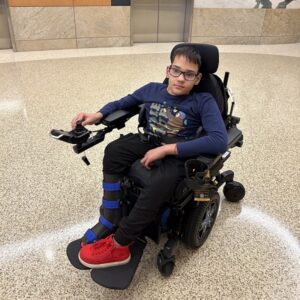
[71,46,227,269]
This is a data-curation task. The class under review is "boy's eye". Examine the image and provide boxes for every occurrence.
[169,66,197,81]
[186,72,195,77]
[172,68,181,74]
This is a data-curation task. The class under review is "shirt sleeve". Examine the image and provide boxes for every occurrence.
[98,83,151,117]
[176,95,228,157]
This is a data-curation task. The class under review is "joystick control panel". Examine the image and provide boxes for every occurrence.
[50,121,90,144]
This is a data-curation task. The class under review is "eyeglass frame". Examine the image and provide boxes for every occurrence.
[167,65,200,81]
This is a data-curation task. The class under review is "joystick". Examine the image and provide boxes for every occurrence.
[50,121,90,144]
[74,121,86,134]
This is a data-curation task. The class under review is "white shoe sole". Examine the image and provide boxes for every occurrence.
[78,253,131,269]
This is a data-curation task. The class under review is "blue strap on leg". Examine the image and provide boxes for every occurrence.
[102,199,120,209]
[102,182,121,191]
[99,216,114,230]
[84,229,97,243]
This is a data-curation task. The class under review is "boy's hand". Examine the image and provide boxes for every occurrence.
[71,112,103,129]
[141,144,178,169]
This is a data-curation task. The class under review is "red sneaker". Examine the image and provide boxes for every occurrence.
[78,234,131,269]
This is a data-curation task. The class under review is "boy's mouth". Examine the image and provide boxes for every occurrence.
[174,84,185,89]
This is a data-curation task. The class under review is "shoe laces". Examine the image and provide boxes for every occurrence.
[91,236,115,254]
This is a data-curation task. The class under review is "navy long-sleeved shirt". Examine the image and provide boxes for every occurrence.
[99,83,227,158]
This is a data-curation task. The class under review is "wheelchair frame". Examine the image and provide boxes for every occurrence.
[50,44,246,277]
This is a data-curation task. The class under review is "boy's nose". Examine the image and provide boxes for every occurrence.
[177,73,185,81]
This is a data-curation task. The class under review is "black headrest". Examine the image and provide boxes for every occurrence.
[170,43,219,74]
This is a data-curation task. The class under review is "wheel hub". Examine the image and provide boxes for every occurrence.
[200,203,216,234]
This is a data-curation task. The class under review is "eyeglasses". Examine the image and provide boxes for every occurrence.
[168,66,199,81]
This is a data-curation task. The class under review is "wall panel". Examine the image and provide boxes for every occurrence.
[8,0,73,7]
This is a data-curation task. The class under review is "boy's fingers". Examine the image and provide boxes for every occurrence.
[71,115,78,125]
[144,158,154,169]
[140,156,149,168]
[143,161,150,169]
[71,118,77,128]
[71,114,80,125]
[145,161,153,169]
[140,158,146,166]
[71,113,86,128]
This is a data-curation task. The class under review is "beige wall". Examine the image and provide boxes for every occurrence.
[7,2,300,51]
[8,0,111,6]
[191,8,300,44]
[9,4,130,51]
[194,0,300,9]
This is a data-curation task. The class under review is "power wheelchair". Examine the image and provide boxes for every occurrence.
[50,43,245,288]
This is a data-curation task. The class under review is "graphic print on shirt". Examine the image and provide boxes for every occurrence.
[148,103,188,137]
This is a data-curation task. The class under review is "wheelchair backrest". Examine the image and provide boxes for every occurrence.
[165,43,228,120]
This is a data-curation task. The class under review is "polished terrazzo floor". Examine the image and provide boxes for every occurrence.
[0,43,299,299]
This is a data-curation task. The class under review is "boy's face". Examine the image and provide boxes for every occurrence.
[166,55,202,96]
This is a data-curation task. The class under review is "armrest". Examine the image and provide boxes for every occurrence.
[101,105,142,129]
[227,127,243,148]
[185,126,243,176]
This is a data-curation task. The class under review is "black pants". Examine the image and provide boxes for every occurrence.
[103,133,186,245]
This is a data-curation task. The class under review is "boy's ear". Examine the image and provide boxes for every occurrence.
[194,73,202,85]
[166,66,170,78]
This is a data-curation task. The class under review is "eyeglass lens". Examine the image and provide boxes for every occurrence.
[169,67,197,81]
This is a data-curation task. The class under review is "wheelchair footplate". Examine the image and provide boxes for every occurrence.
[90,237,147,290]
[66,239,90,270]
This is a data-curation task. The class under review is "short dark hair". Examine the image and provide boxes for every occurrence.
[171,46,201,72]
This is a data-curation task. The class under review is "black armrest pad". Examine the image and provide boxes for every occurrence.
[102,106,141,127]
[193,126,243,167]
[227,127,243,148]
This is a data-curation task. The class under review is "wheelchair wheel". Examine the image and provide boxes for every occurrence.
[182,192,220,249]
[223,181,245,202]
[157,251,175,277]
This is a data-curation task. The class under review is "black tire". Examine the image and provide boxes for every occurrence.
[182,192,220,249]
[223,181,245,202]
[157,253,175,277]
[161,262,175,277]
